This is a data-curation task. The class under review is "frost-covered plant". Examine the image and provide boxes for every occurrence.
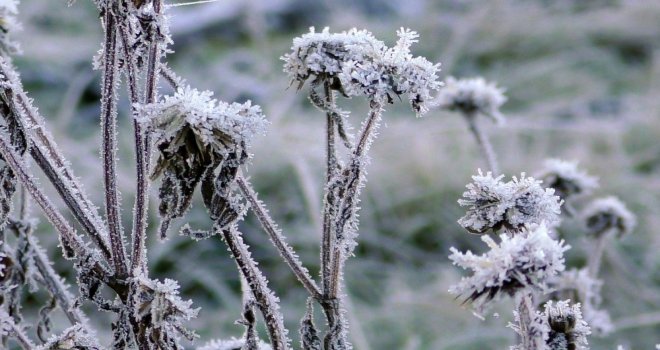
[538,159,599,204]
[458,170,562,233]
[544,300,591,350]
[449,224,569,309]
[582,196,635,239]
[0,0,20,56]
[36,324,100,350]
[437,77,506,174]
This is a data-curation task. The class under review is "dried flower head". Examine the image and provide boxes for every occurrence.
[282,27,383,90]
[544,300,591,350]
[581,196,636,238]
[550,268,613,335]
[36,324,101,350]
[458,170,562,234]
[538,159,599,201]
[140,86,266,236]
[130,276,200,347]
[437,77,506,122]
[449,224,569,309]
[338,28,442,116]
[0,0,20,56]
[197,337,272,350]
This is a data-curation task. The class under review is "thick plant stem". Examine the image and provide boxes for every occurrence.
[321,83,337,298]
[0,60,112,262]
[100,10,128,278]
[118,21,149,276]
[465,112,499,175]
[236,175,322,300]
[219,227,290,350]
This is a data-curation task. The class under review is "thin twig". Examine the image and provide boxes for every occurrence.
[0,310,35,350]
[236,175,322,300]
[219,227,290,350]
[100,9,128,278]
[465,113,499,175]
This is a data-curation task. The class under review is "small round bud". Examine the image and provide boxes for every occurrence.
[582,196,636,238]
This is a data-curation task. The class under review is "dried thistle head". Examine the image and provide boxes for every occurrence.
[338,28,442,116]
[544,300,591,350]
[449,224,568,309]
[140,86,266,237]
[437,77,506,122]
[458,170,562,234]
[538,159,599,202]
[281,26,384,91]
[581,196,636,238]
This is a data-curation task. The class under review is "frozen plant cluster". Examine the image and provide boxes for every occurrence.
[449,224,569,308]
[538,159,599,202]
[437,76,507,122]
[581,196,636,238]
[544,300,591,350]
[0,0,19,56]
[458,170,563,233]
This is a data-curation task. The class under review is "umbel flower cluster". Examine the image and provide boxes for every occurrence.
[282,27,442,116]
[449,224,569,308]
[458,170,562,233]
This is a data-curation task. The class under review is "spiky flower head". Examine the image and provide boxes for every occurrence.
[538,159,599,202]
[140,86,267,237]
[36,324,101,350]
[458,170,562,234]
[581,196,635,238]
[437,77,506,122]
[545,300,591,350]
[449,224,569,309]
[131,276,200,346]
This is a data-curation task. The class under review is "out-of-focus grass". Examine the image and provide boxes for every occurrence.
[9,0,660,348]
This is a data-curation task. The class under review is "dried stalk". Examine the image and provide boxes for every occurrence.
[321,83,337,298]
[219,227,290,350]
[99,9,128,278]
[465,112,499,175]
[236,175,322,300]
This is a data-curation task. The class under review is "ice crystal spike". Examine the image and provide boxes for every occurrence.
[449,224,569,309]
[437,77,506,122]
[582,196,636,238]
[140,85,266,237]
[544,300,591,350]
[458,170,562,234]
[538,159,599,202]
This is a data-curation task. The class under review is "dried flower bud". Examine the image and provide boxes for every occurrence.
[582,196,635,238]
[130,276,200,347]
[140,86,266,237]
[538,159,599,202]
[449,224,568,309]
[458,170,562,234]
[36,324,101,350]
[544,300,591,350]
[437,77,506,122]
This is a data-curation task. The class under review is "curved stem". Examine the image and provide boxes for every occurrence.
[236,175,322,300]
[465,113,499,175]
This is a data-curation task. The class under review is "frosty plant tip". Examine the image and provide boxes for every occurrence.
[458,170,563,234]
[538,159,599,204]
[582,196,636,239]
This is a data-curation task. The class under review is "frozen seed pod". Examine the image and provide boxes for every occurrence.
[582,196,635,238]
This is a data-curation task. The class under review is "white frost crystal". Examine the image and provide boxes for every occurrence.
[437,76,506,122]
[283,27,442,116]
[449,224,568,308]
[582,196,636,238]
[458,170,562,233]
[538,159,599,201]
[545,300,591,350]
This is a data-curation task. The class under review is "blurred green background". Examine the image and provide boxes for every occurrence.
[10,0,660,348]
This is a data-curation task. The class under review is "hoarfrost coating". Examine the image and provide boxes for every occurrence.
[458,170,562,233]
[449,224,569,308]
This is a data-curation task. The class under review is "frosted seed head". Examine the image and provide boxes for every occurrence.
[437,77,506,122]
[544,300,591,350]
[538,159,599,201]
[36,324,101,350]
[0,0,20,56]
[458,170,562,234]
[581,196,635,238]
[449,224,568,309]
